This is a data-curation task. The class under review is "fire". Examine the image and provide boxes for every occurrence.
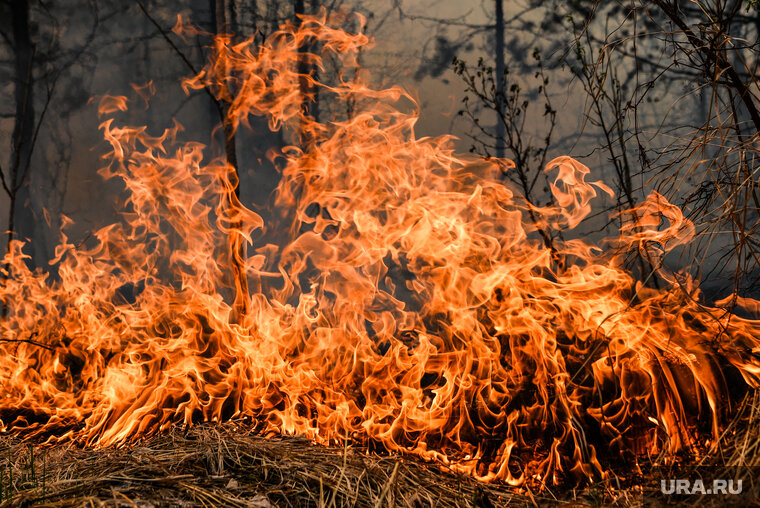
[2,12,760,486]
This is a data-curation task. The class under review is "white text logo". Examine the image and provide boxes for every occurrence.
[660,479,742,495]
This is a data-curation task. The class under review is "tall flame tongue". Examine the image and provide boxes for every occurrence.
[2,13,760,486]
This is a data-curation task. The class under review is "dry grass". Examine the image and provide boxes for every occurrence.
[0,422,562,507]
[5,395,760,508]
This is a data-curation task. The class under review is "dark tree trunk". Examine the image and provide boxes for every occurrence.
[494,0,505,159]
[294,0,314,147]
[309,0,319,124]
[213,0,250,320]
[10,0,37,265]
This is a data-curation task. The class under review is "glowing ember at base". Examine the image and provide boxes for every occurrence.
[2,12,760,486]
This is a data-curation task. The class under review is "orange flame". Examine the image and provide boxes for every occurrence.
[2,13,760,486]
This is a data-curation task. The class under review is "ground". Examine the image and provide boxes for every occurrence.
[1,398,759,507]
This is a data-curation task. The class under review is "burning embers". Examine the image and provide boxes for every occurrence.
[1,13,760,487]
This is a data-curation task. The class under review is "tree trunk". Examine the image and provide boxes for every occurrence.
[294,0,313,147]
[9,0,37,267]
[214,0,250,321]
[494,0,505,159]
[309,0,320,125]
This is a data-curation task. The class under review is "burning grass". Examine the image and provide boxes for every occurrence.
[2,398,760,507]
[2,10,760,500]
[5,394,760,508]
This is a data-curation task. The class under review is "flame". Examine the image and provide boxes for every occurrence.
[2,13,760,486]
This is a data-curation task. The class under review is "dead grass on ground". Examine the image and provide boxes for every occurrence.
[4,389,760,507]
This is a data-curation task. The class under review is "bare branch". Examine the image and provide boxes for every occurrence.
[134,0,224,121]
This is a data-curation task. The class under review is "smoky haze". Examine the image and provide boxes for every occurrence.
[0,0,758,299]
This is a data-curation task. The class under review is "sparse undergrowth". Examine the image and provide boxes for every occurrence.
[0,421,631,508]
[3,378,760,508]
[3,394,760,508]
